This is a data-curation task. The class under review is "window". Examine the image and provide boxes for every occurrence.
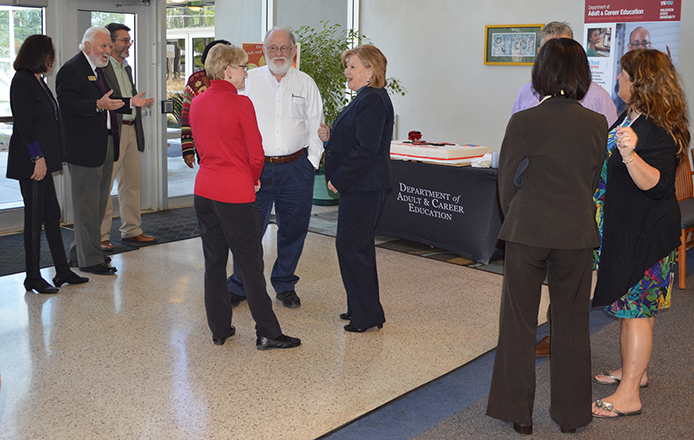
[0,6,44,210]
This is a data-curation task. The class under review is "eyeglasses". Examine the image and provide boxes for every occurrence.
[238,64,248,72]
[628,40,651,48]
[113,38,134,44]
[265,45,294,54]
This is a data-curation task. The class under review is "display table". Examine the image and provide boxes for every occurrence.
[375,160,504,264]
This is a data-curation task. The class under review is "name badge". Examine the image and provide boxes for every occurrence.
[88,75,97,81]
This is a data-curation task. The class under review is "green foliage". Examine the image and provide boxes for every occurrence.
[90,12,127,28]
[166,7,215,29]
[0,9,43,58]
[294,22,406,127]
[294,22,355,126]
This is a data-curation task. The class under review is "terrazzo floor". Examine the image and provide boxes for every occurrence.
[0,222,550,439]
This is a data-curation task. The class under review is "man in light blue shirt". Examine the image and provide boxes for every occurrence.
[512,21,618,128]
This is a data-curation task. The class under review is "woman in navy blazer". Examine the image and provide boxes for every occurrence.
[6,35,88,293]
[319,45,394,332]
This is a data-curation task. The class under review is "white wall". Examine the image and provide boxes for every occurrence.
[361,0,694,150]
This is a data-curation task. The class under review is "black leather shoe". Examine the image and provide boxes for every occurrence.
[256,334,301,350]
[213,326,236,346]
[80,263,117,275]
[339,313,351,320]
[560,427,577,434]
[513,423,533,435]
[344,323,383,333]
[276,290,301,308]
[53,271,89,287]
[24,278,59,294]
[229,293,247,307]
[104,256,111,264]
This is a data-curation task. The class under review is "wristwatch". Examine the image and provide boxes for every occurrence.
[31,154,44,163]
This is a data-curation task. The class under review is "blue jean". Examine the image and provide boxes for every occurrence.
[228,154,314,296]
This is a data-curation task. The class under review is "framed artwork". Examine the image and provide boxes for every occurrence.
[484,24,544,65]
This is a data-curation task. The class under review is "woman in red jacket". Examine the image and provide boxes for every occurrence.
[189,44,300,350]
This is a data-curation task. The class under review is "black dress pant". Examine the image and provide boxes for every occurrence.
[194,195,282,340]
[486,242,593,429]
[335,190,387,329]
[19,174,71,281]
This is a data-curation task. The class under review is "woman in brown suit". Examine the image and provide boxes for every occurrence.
[486,38,607,434]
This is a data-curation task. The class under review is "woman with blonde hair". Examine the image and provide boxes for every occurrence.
[319,44,394,332]
[592,49,690,417]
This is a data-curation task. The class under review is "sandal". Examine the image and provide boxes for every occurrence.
[592,372,649,388]
[592,399,642,418]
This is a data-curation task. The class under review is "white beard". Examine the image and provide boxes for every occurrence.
[89,53,108,68]
[267,57,291,77]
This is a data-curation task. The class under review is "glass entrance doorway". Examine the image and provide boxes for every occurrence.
[165,3,215,201]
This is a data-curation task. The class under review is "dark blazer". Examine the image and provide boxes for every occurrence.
[7,70,64,180]
[56,52,131,167]
[498,97,607,249]
[324,86,394,193]
[102,60,145,151]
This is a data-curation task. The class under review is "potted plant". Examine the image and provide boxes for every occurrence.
[294,22,406,205]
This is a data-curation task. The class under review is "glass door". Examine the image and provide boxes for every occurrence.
[165,3,215,204]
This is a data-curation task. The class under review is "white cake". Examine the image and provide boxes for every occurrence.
[390,141,490,165]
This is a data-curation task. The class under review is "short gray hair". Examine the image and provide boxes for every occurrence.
[539,21,574,46]
[79,26,110,51]
[264,25,296,47]
[204,44,248,80]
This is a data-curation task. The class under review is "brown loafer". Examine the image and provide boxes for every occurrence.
[100,240,115,251]
[123,233,156,243]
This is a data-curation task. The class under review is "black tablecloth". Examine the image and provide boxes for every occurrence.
[376,160,504,264]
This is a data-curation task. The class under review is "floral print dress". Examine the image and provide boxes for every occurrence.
[593,117,674,319]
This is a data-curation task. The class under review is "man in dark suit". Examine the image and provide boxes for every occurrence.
[99,23,156,251]
[57,26,152,275]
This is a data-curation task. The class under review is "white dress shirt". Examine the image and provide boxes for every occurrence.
[243,66,324,169]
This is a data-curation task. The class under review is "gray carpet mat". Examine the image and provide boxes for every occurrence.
[414,291,694,439]
[0,206,200,277]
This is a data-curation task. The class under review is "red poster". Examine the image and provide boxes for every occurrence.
[585,0,680,23]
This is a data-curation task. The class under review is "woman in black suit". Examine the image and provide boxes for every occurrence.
[319,44,394,333]
[7,35,88,293]
[485,39,607,434]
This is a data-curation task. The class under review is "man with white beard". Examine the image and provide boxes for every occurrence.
[227,26,324,309]
[56,26,152,275]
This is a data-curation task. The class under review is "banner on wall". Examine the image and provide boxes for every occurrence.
[583,0,681,113]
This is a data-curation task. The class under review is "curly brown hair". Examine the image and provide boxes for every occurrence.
[620,49,690,159]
